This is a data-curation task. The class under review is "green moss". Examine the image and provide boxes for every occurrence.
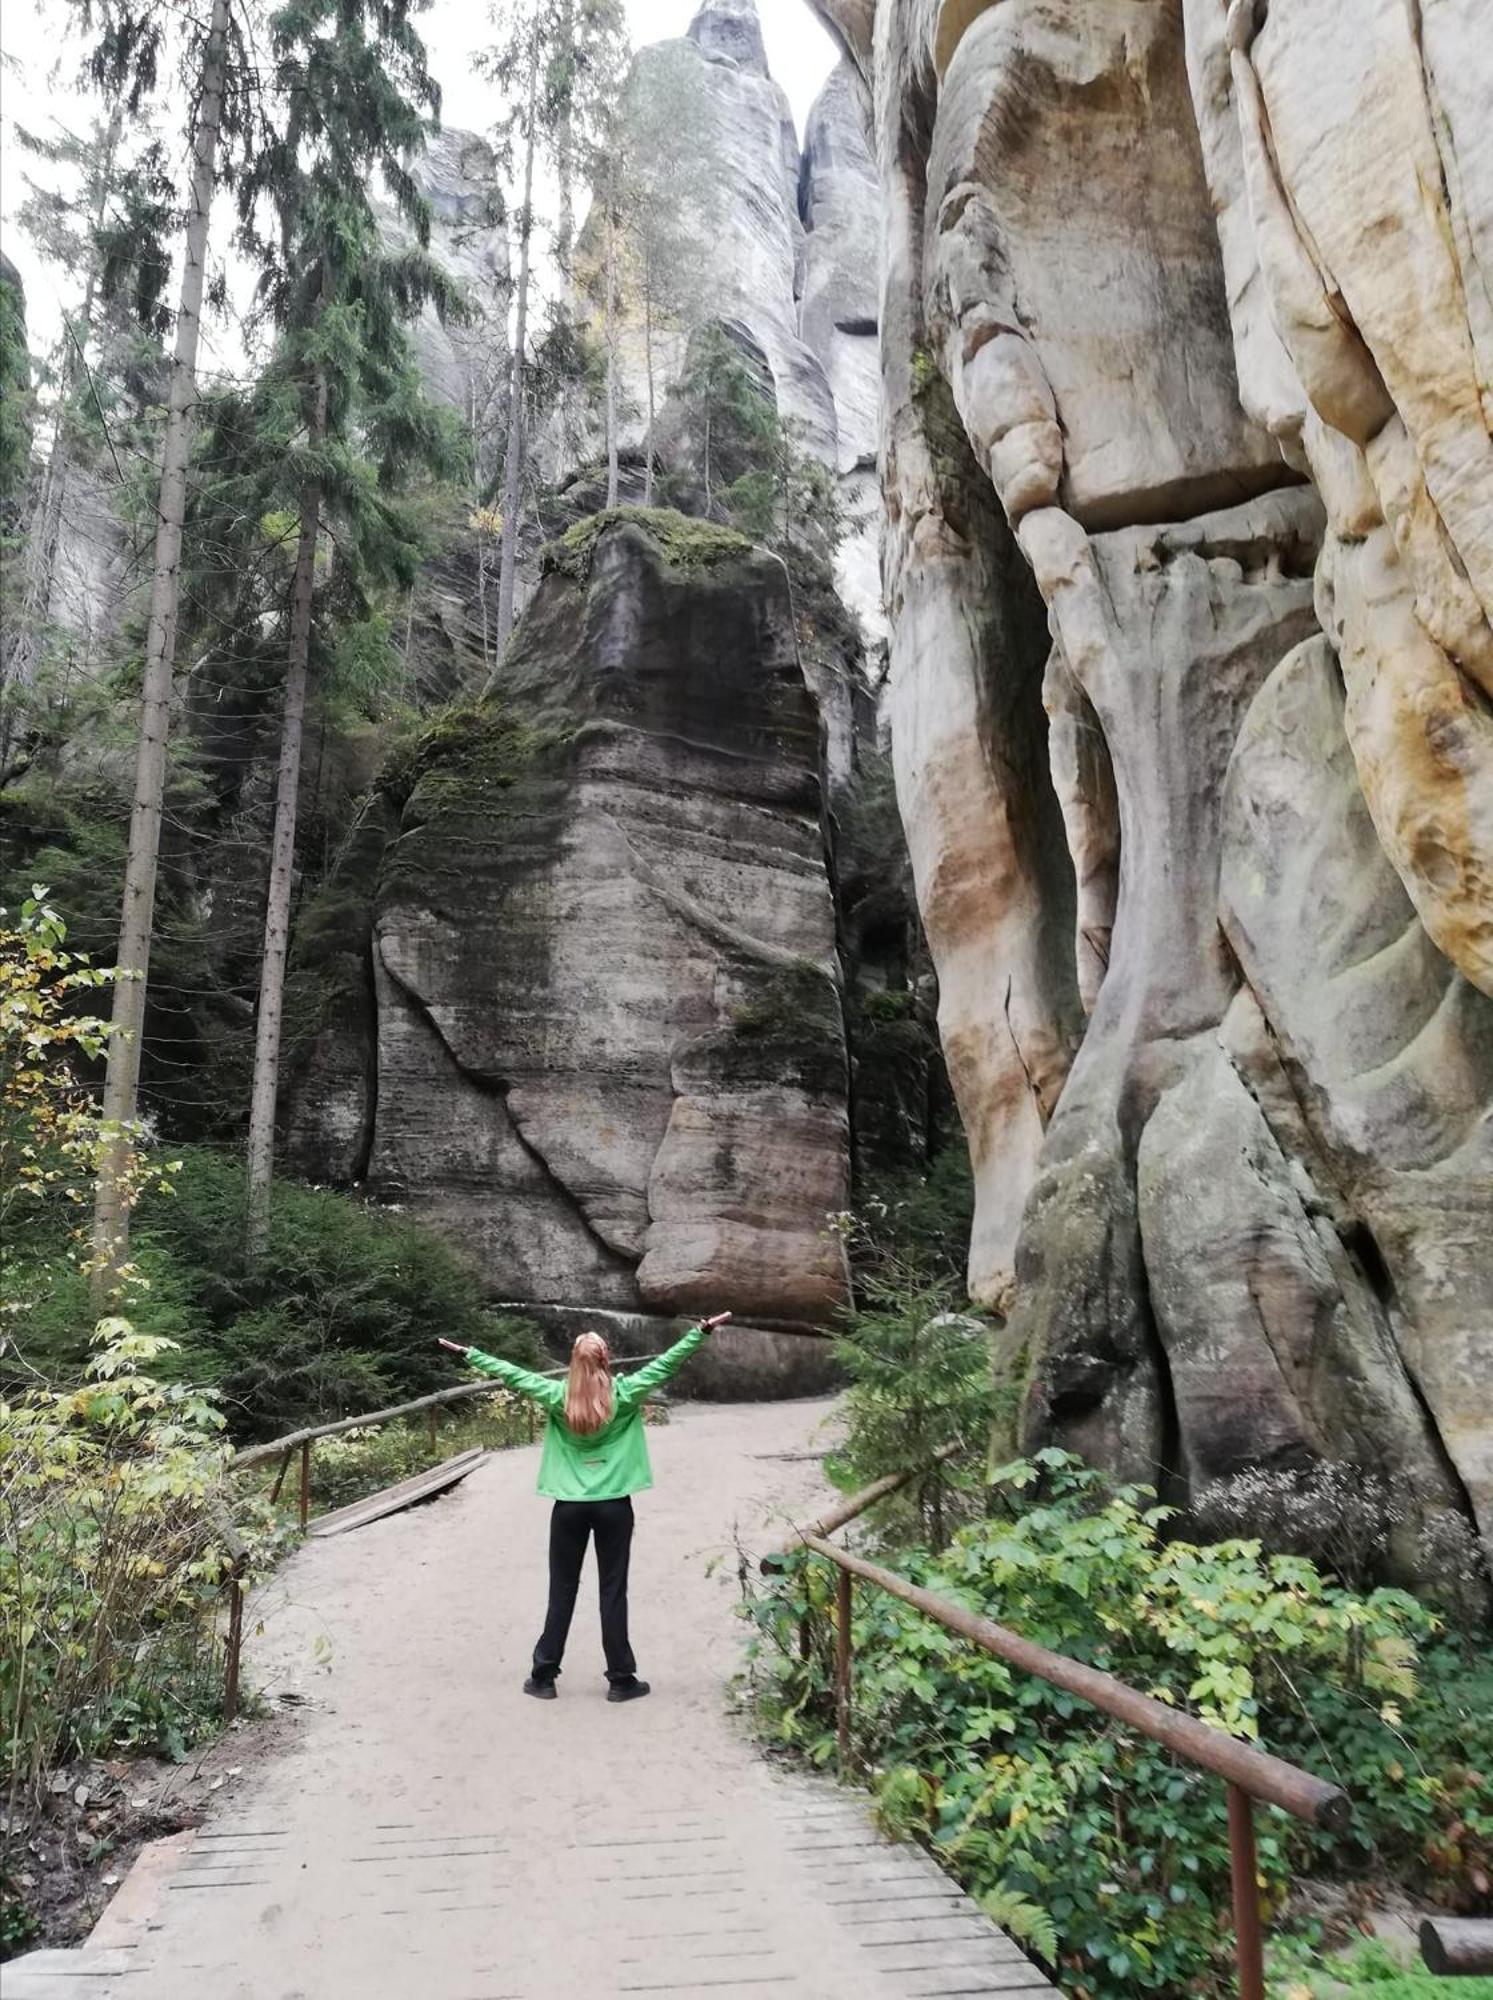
[910,343,941,399]
[540,506,754,583]
[861,987,915,1024]
[384,700,571,814]
[729,959,842,1041]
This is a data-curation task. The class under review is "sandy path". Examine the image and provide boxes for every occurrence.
[97,1396,1049,2000]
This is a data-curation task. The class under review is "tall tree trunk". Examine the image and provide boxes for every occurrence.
[4,102,124,698]
[643,264,656,507]
[92,0,230,1294]
[554,0,576,271]
[244,369,327,1265]
[604,199,619,509]
[494,63,537,662]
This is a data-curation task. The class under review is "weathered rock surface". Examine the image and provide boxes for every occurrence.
[828,0,1493,1561]
[380,128,509,461]
[1186,0,1493,992]
[572,4,885,641]
[288,515,850,1388]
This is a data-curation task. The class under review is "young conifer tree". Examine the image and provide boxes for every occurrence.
[234,0,462,1261]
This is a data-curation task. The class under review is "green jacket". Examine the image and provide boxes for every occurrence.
[464,1325,709,1501]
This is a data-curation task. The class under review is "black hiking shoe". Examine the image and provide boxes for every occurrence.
[523,1675,557,1700]
[607,1677,651,1703]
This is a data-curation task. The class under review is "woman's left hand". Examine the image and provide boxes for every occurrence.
[701,1312,733,1329]
[437,1338,469,1356]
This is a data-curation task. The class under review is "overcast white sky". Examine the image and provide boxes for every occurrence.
[0,0,836,367]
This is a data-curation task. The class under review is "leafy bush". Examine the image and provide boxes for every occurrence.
[0,1322,277,1806]
[747,1452,1493,2000]
[8,1145,542,1440]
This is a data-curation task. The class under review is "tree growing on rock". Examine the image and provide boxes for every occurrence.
[482,0,628,656]
[582,38,721,506]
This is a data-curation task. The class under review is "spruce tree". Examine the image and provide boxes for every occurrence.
[483,0,626,656]
[233,0,461,1261]
[91,0,243,1292]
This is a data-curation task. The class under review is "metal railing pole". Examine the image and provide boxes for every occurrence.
[299,1439,311,1532]
[269,1447,292,1504]
[1227,1783,1265,2000]
[834,1565,853,1772]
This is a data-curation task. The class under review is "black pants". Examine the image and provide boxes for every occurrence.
[532,1497,636,1684]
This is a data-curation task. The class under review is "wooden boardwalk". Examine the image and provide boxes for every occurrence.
[9,1400,1052,2000]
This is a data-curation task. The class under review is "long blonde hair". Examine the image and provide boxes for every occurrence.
[564,1331,614,1435]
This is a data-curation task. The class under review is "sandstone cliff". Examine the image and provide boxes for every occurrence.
[288,512,851,1393]
[567,0,886,648]
[819,0,1493,1559]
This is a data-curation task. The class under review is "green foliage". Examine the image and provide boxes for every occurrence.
[120,1149,539,1439]
[0,264,30,522]
[822,1166,988,1545]
[1269,1935,1493,1998]
[2,891,179,1352]
[540,505,753,580]
[748,1453,1493,2000]
[4,1138,540,1442]
[0,1321,275,1809]
[853,1151,977,1293]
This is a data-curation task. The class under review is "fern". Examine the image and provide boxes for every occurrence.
[978,1885,1058,1967]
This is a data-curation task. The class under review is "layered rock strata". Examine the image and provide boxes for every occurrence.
[288,514,849,1393]
[821,0,1493,1557]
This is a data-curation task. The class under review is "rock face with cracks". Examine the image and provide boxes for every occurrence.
[570,0,886,643]
[287,516,848,1395]
[821,0,1493,1563]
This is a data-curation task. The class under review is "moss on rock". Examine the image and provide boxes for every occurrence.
[540,506,755,583]
[729,959,843,1042]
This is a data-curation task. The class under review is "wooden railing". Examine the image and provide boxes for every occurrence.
[768,1458,1350,2000]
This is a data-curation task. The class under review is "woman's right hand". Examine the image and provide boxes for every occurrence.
[437,1337,469,1356]
[701,1312,733,1330]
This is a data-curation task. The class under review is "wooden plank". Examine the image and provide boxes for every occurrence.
[308,1449,488,1538]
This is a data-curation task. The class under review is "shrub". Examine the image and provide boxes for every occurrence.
[747,1451,1493,2000]
[824,1187,992,1547]
[0,1322,277,1806]
[125,1150,541,1439]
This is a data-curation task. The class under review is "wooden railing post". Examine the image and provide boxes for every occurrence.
[224,1559,246,1723]
[269,1447,292,1504]
[834,1565,853,1773]
[1227,1783,1265,2000]
[299,1439,311,1531]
